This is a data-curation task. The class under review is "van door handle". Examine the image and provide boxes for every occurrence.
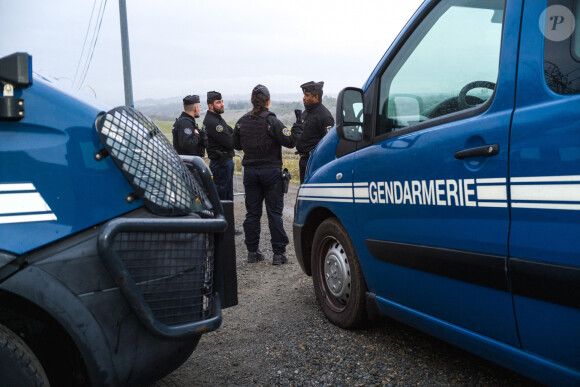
[454,144,499,159]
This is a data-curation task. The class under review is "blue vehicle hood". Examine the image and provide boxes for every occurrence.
[306,126,341,182]
[0,74,141,255]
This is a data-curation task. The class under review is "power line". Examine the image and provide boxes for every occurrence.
[75,0,108,89]
[77,0,107,88]
[72,0,98,87]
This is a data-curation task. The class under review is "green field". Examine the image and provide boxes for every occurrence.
[155,121,301,184]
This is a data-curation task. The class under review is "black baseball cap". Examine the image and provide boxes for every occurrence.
[252,84,270,98]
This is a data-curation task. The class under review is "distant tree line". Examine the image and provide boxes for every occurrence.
[138,95,336,126]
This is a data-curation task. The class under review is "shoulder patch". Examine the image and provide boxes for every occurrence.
[184,128,193,135]
[283,127,291,136]
[216,125,224,133]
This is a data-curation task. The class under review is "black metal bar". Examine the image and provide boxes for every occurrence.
[180,155,224,217]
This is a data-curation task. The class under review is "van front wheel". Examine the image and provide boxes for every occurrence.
[312,218,367,328]
[0,323,49,386]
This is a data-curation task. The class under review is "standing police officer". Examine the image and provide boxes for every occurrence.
[172,95,207,157]
[233,85,302,265]
[204,91,235,201]
[295,81,335,183]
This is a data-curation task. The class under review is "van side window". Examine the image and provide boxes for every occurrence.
[544,0,580,94]
[376,0,505,136]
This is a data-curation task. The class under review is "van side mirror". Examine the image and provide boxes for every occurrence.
[336,87,364,142]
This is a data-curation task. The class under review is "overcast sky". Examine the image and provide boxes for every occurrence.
[1,0,424,106]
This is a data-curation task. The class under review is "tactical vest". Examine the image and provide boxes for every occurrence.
[238,110,279,168]
[172,115,203,156]
[172,118,181,152]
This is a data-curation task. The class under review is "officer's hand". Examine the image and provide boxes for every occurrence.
[294,109,303,123]
[291,122,303,134]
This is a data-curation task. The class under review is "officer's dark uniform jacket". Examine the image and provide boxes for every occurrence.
[233,109,301,168]
[296,102,334,155]
[172,112,206,157]
[203,111,235,164]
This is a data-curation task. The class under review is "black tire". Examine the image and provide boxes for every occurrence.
[0,323,49,386]
[311,218,368,328]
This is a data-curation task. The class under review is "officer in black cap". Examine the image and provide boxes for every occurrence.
[172,94,207,157]
[295,81,335,183]
[203,91,235,201]
[233,84,302,265]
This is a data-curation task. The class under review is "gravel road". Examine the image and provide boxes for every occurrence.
[154,180,541,387]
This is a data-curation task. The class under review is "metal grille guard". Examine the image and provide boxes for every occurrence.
[98,157,228,338]
[98,216,226,338]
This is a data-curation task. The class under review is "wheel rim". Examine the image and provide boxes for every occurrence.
[320,236,351,311]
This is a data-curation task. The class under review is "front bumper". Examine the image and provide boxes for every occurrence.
[293,222,310,276]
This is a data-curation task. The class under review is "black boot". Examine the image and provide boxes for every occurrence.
[247,250,265,263]
[272,253,288,265]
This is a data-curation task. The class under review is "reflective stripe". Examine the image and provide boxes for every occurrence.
[299,187,353,198]
[0,213,57,224]
[511,175,580,183]
[296,175,580,211]
[476,178,506,184]
[478,202,508,208]
[0,193,52,214]
[298,197,353,203]
[300,183,353,187]
[511,184,580,202]
[476,185,507,201]
[354,187,370,199]
[0,183,57,224]
[512,202,580,211]
[0,183,35,192]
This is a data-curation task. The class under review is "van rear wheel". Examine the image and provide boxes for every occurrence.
[0,323,49,386]
[312,218,367,328]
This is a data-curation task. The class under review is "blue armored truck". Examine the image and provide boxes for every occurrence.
[0,52,237,386]
[293,0,580,385]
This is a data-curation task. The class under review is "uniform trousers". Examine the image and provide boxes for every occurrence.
[210,159,234,201]
[243,168,288,255]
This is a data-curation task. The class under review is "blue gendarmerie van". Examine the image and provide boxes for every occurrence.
[293,0,580,385]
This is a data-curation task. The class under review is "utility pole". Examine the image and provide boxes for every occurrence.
[118,0,134,107]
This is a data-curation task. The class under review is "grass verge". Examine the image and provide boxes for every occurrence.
[156,121,301,184]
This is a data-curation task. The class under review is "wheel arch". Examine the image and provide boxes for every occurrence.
[298,207,343,276]
[0,266,116,386]
[0,289,91,385]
